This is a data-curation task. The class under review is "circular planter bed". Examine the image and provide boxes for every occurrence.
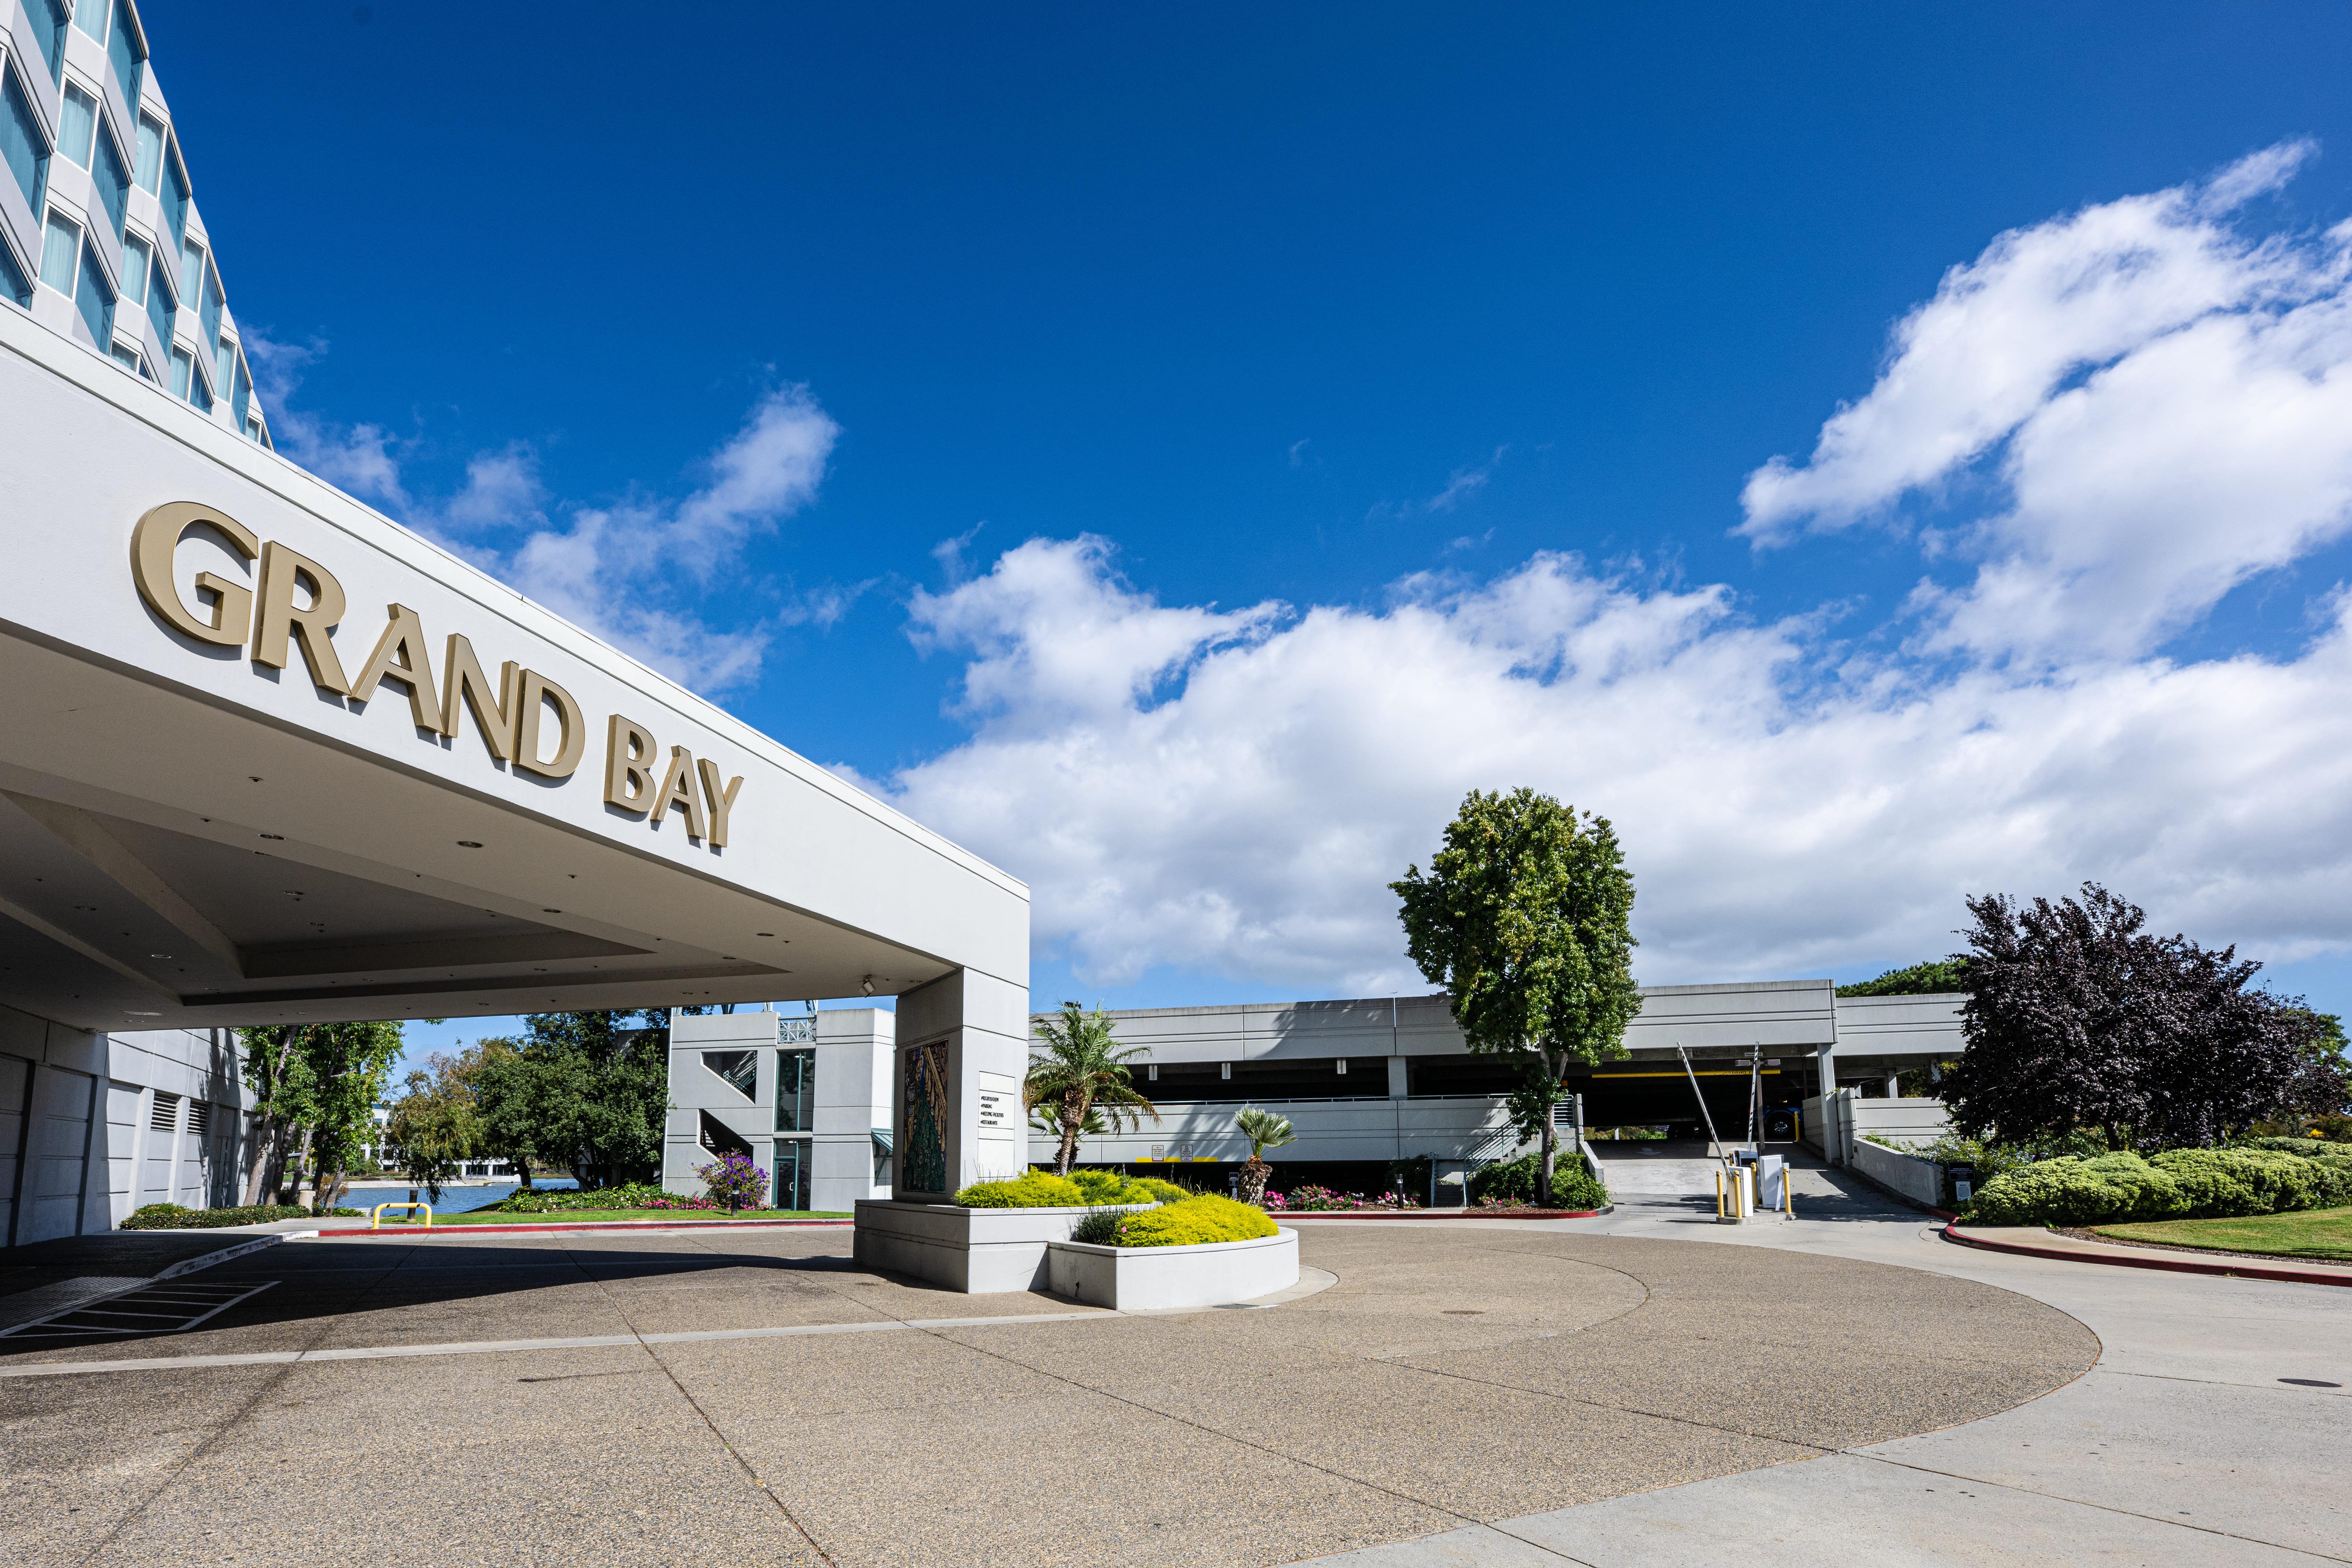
[1047,1227,1300,1310]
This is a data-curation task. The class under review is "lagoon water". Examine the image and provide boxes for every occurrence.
[340,1179,579,1216]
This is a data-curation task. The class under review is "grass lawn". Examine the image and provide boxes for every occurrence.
[360,1208,851,1226]
[2093,1207,2352,1262]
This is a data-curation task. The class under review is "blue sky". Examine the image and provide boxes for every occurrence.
[138,4,2352,1061]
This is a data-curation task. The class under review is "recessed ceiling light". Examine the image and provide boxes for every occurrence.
[260,833,283,841]
[757,932,774,937]
[542,908,561,914]
[457,840,483,849]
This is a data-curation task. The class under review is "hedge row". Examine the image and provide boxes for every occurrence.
[1966,1147,2352,1228]
[489,1182,731,1213]
[118,1203,360,1229]
[955,1168,1190,1208]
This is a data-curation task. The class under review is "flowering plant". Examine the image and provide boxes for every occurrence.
[696,1152,770,1211]
[1268,1185,1424,1211]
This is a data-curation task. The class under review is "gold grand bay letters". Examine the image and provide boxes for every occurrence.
[129,503,745,851]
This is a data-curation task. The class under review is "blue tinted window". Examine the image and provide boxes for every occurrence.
[212,336,230,399]
[71,0,106,42]
[58,82,94,169]
[32,1,68,86]
[133,114,160,192]
[91,123,128,235]
[38,210,77,292]
[156,140,187,250]
[0,237,29,307]
[74,236,112,344]
[117,231,144,304]
[106,1,143,115]
[1,65,47,216]
[178,236,199,304]
[168,344,189,396]
[197,260,220,345]
[185,348,210,409]
[143,252,169,342]
[108,340,138,374]
[230,349,249,426]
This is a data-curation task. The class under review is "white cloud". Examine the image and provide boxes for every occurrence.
[246,331,412,510]
[882,541,2352,993]
[255,357,840,694]
[871,147,2352,994]
[1428,446,1507,512]
[1741,140,2352,665]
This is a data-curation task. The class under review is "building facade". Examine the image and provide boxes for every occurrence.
[0,0,1030,1244]
[1022,981,1965,1189]
[2,0,270,442]
[664,1008,896,1213]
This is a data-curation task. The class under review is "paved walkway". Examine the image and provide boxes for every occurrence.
[1292,1162,2352,1567]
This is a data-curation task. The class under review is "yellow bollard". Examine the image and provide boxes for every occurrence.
[370,1201,434,1230]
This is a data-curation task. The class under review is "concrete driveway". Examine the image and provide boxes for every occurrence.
[1293,1164,2352,1567]
[1,1205,2100,1568]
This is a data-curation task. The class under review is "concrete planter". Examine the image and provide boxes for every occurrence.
[1046,1226,1300,1310]
[853,1199,1154,1293]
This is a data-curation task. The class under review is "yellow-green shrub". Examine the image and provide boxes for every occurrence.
[1128,1177,1191,1203]
[956,1170,1089,1207]
[1110,1193,1279,1248]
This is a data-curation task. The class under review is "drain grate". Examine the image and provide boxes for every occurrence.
[0,1279,279,1341]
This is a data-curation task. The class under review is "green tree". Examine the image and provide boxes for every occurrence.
[465,1037,572,1190]
[1233,1107,1295,1204]
[1837,958,1971,997]
[519,1010,672,1186]
[237,1021,404,1211]
[385,1053,482,1201]
[1025,1002,1159,1175]
[1393,788,1642,1207]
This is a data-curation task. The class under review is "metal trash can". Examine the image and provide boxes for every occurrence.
[1754,1154,1787,1211]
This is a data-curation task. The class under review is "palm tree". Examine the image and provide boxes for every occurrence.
[1234,1106,1296,1204]
[1026,1002,1159,1175]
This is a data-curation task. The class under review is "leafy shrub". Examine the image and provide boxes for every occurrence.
[2148,1148,2322,1215]
[1278,1184,1357,1211]
[1468,1151,1608,1209]
[1966,1155,2175,1226]
[487,1182,740,1214]
[2239,1135,2352,1158]
[1107,1193,1279,1248]
[1967,1147,2352,1226]
[959,1167,1177,1208]
[119,1203,313,1230]
[1069,1208,1128,1244]
[957,1170,1090,1207]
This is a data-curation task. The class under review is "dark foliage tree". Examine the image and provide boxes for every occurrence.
[1943,883,2345,1149]
[1393,789,1641,1206]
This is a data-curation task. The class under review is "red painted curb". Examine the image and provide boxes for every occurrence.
[1939,1223,2352,1288]
[314,1218,855,1238]
[1276,1207,1609,1220]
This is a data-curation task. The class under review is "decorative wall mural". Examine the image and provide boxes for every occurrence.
[902,1040,950,1195]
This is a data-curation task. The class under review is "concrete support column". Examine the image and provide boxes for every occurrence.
[1883,1070,1902,1099]
[1386,1057,1407,1097]
[893,968,1031,1198]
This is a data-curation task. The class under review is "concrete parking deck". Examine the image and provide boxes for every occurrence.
[0,1211,2099,1568]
